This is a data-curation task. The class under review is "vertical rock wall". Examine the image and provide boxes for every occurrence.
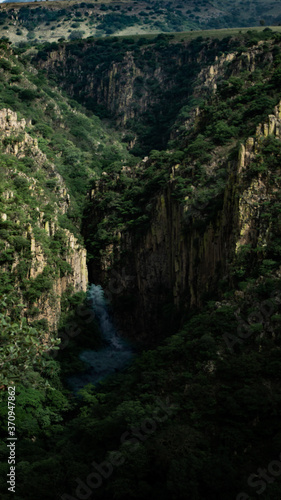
[90,102,281,340]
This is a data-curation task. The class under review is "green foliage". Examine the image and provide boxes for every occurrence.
[0,297,59,386]
[57,260,72,277]
[4,274,280,500]
[23,270,54,304]
[68,30,85,41]
[212,120,238,144]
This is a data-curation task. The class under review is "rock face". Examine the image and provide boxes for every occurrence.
[35,40,219,130]
[235,101,281,254]
[0,108,88,333]
[90,175,236,340]
[35,38,275,154]
[37,44,177,127]
[89,100,281,340]
[0,108,70,214]
[0,108,27,131]
[36,39,281,339]
[27,226,88,332]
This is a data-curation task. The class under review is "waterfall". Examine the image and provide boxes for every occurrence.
[87,284,125,350]
[68,284,134,393]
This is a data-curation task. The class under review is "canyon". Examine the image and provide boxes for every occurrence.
[0,28,281,500]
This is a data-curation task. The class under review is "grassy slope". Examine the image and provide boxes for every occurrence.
[119,25,281,41]
[1,0,281,43]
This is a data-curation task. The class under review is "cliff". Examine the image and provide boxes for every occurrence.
[88,102,281,339]
[35,37,223,151]
[35,35,277,155]
[89,160,236,339]
[0,108,88,334]
[31,34,281,339]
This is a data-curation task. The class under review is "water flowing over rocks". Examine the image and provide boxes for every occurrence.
[68,284,134,393]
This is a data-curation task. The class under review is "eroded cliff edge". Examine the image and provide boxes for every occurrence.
[0,108,88,335]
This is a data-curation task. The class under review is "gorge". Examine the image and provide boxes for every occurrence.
[0,26,281,500]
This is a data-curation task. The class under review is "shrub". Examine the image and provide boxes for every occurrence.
[68,30,85,40]
[27,31,36,40]
[12,236,30,252]
[213,121,238,144]
[19,88,38,101]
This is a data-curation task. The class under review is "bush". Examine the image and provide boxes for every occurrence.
[12,236,30,252]
[68,30,85,40]
[0,58,11,70]
[27,31,36,40]
[19,88,38,101]
[212,121,238,144]
[58,260,73,277]
[24,272,54,303]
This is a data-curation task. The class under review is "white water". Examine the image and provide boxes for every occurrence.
[68,284,134,393]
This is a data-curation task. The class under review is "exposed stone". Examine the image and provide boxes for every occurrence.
[90,98,281,340]
[0,108,70,215]
[0,107,88,334]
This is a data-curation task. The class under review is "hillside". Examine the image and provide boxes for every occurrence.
[1,25,281,500]
[1,0,281,43]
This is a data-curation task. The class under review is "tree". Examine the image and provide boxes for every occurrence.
[0,298,60,387]
[68,30,85,41]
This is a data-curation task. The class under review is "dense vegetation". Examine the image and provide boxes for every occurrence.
[0,38,133,317]
[1,28,281,500]
[35,29,281,155]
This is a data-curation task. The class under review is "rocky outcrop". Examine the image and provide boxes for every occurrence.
[37,45,174,127]
[0,108,88,333]
[27,226,87,332]
[198,52,236,93]
[35,40,220,131]
[0,108,70,214]
[235,100,281,254]
[36,38,272,133]
[89,159,237,340]
[90,54,170,126]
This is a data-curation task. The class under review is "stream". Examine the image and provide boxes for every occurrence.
[68,284,134,394]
